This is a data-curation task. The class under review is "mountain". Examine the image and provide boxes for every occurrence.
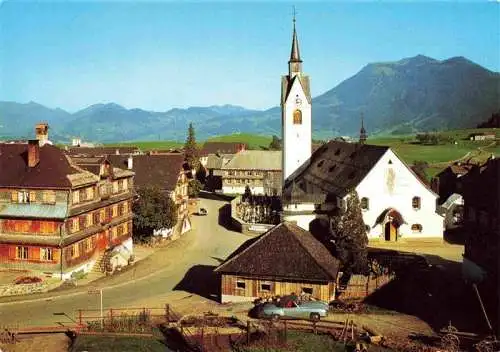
[311,55,500,137]
[0,101,72,140]
[1,55,498,142]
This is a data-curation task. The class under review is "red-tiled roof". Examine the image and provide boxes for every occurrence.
[200,142,246,156]
[107,154,188,191]
[0,143,81,189]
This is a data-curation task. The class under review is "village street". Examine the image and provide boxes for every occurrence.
[0,197,251,328]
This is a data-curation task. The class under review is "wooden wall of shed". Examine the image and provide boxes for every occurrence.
[221,274,335,302]
[337,273,395,300]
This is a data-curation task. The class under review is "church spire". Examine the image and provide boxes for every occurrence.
[289,7,302,77]
[359,112,367,144]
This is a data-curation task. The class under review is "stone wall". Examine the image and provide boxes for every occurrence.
[0,280,62,297]
[230,196,275,235]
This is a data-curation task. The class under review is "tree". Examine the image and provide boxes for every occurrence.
[411,160,429,184]
[329,190,369,276]
[184,122,199,170]
[268,135,282,150]
[195,163,207,184]
[188,179,202,198]
[132,186,178,241]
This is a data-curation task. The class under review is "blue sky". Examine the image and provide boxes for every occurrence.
[0,1,498,112]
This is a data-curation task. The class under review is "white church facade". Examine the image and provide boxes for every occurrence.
[279,19,444,241]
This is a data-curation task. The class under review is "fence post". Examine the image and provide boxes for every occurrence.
[78,309,82,326]
[110,308,114,331]
[313,321,317,335]
[247,320,250,345]
[165,304,170,323]
[200,326,204,352]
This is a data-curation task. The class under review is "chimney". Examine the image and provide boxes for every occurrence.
[35,123,49,146]
[27,140,40,167]
[127,156,133,170]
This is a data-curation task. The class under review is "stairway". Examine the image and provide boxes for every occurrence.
[91,252,109,274]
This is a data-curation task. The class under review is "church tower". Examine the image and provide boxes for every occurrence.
[359,113,367,144]
[281,13,312,184]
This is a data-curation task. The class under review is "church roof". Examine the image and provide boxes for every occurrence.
[281,75,312,105]
[283,140,389,199]
[215,222,340,282]
[290,22,301,63]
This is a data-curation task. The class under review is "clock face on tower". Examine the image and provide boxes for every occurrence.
[295,97,302,106]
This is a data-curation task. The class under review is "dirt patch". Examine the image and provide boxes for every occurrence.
[0,333,70,352]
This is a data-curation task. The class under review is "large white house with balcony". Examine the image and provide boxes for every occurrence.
[282,140,444,241]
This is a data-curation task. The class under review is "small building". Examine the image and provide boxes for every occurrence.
[282,140,444,241]
[468,132,496,141]
[199,142,247,167]
[106,154,192,237]
[0,126,135,279]
[65,146,141,157]
[431,162,476,204]
[221,150,282,195]
[215,222,340,303]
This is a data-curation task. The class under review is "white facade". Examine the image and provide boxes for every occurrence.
[283,203,316,230]
[282,78,312,181]
[222,184,265,195]
[356,149,444,240]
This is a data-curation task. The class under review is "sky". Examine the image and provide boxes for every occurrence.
[0,1,498,113]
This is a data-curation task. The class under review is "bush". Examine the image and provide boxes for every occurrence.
[14,276,42,284]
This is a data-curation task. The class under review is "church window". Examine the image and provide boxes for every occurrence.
[388,160,393,164]
[411,224,423,232]
[293,109,302,125]
[317,160,324,168]
[412,196,421,210]
[361,197,369,210]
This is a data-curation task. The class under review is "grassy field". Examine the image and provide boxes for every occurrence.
[205,133,272,150]
[106,140,184,151]
[239,331,393,352]
[70,334,166,352]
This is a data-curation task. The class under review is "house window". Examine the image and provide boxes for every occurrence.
[42,190,56,204]
[70,218,79,233]
[16,191,30,203]
[236,280,246,289]
[412,196,421,210]
[302,287,313,295]
[78,241,84,256]
[90,236,96,249]
[361,197,369,210]
[113,181,119,193]
[40,247,53,261]
[260,283,272,292]
[86,187,94,201]
[72,191,80,205]
[411,224,423,232]
[112,205,118,217]
[16,246,28,260]
[122,178,128,190]
[71,244,79,258]
[293,109,302,124]
[86,214,93,227]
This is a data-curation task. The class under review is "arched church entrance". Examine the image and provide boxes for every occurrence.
[375,208,405,242]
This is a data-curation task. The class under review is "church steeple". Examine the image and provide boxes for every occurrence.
[289,8,302,77]
[359,112,367,144]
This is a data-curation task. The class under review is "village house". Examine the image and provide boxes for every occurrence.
[461,157,499,329]
[221,150,282,195]
[106,154,192,237]
[215,222,340,303]
[431,161,477,204]
[199,142,247,167]
[282,140,444,241]
[0,126,135,279]
[468,132,496,141]
[65,146,141,157]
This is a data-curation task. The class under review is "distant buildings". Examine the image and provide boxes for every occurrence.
[221,150,282,195]
[468,132,496,141]
[199,142,247,167]
[431,161,477,204]
[0,125,135,279]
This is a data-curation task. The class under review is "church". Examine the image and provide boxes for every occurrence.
[279,18,444,241]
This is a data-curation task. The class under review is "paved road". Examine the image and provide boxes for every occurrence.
[0,198,250,327]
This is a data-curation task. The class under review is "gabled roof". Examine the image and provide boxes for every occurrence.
[281,74,312,105]
[215,222,340,282]
[0,143,85,189]
[284,140,389,199]
[200,142,246,156]
[107,154,188,191]
[222,150,281,171]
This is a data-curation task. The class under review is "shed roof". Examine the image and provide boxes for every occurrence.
[215,222,340,282]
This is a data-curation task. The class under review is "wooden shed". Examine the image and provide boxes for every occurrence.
[214,222,340,303]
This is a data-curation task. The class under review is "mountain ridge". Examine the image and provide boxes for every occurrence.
[1,55,498,142]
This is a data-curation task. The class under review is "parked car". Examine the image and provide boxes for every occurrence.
[258,298,329,321]
[198,208,208,216]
